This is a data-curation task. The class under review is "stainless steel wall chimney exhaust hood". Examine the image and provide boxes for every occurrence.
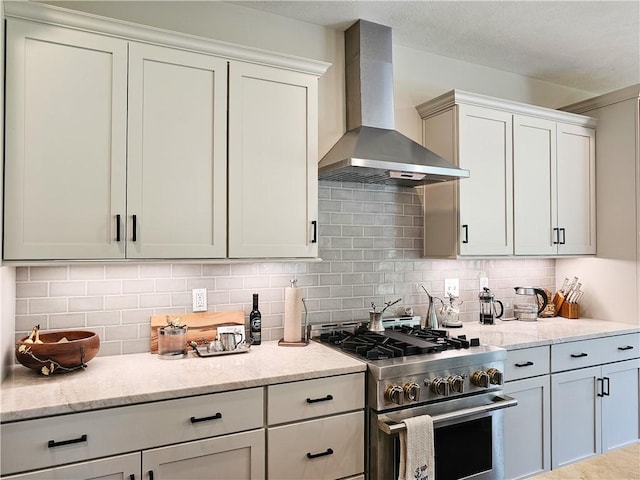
[318,20,469,187]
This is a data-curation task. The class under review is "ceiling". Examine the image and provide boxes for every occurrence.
[229,0,640,94]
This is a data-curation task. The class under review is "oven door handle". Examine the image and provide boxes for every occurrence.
[378,394,518,435]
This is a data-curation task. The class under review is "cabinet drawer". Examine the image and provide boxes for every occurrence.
[267,373,364,425]
[268,411,364,480]
[1,388,263,476]
[505,346,550,381]
[551,333,640,372]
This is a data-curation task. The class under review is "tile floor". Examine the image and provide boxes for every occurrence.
[531,442,639,479]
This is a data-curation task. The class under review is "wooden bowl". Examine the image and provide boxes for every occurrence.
[15,330,100,374]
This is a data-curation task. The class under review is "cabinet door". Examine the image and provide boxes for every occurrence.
[457,105,513,255]
[556,124,596,255]
[601,359,640,452]
[142,429,265,480]
[504,376,551,479]
[228,62,318,258]
[4,19,127,260]
[513,115,557,255]
[2,453,139,480]
[127,43,228,258]
[268,411,364,480]
[551,366,602,468]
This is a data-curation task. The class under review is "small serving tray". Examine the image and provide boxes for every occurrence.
[190,343,250,358]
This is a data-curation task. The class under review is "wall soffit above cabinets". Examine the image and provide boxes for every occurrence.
[3,1,331,77]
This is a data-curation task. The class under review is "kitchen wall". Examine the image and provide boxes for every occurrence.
[14,181,555,356]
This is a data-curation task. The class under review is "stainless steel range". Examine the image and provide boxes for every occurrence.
[313,317,517,480]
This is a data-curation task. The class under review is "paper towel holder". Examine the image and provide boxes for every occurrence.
[278,296,310,347]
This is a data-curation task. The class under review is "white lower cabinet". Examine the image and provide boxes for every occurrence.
[3,453,140,480]
[1,388,265,479]
[142,429,265,479]
[503,346,551,480]
[266,373,365,480]
[550,334,640,469]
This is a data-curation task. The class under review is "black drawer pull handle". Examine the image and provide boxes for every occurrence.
[190,412,222,423]
[132,214,137,242]
[462,224,469,244]
[618,345,634,351]
[597,377,604,397]
[306,448,334,459]
[116,214,121,242]
[571,353,588,358]
[515,361,534,367]
[47,434,87,448]
[311,220,317,244]
[553,227,560,244]
[129,475,135,480]
[148,471,154,480]
[307,394,333,404]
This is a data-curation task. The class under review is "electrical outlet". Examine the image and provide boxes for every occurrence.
[192,288,207,312]
[479,277,489,290]
[444,278,459,297]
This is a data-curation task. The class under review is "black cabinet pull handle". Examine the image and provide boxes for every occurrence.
[462,224,469,244]
[148,471,154,480]
[306,448,334,459]
[132,215,137,242]
[603,376,611,396]
[129,475,135,480]
[597,377,604,397]
[306,394,333,404]
[190,412,222,423]
[553,228,560,245]
[311,220,317,244]
[515,361,534,367]
[570,353,588,358]
[618,345,634,351]
[560,228,566,245]
[116,214,121,242]
[48,434,87,448]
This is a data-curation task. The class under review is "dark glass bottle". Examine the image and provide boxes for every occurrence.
[249,294,261,345]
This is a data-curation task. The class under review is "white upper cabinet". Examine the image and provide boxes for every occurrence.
[4,20,128,260]
[514,116,596,255]
[3,2,328,261]
[228,62,319,258]
[457,105,514,256]
[127,43,228,259]
[417,90,596,258]
[556,124,596,254]
[513,115,558,255]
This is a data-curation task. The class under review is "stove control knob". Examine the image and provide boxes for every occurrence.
[471,371,491,388]
[487,368,504,385]
[403,382,421,402]
[448,375,465,393]
[430,377,450,397]
[385,385,404,405]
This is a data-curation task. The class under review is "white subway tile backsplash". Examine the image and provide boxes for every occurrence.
[13,182,555,356]
[29,298,67,314]
[49,281,86,297]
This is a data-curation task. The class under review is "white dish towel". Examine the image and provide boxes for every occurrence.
[398,414,435,480]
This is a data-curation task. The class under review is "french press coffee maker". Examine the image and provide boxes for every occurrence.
[478,287,504,325]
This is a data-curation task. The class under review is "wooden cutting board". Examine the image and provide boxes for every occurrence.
[150,311,245,354]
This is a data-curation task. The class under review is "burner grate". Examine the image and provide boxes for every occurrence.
[317,327,474,361]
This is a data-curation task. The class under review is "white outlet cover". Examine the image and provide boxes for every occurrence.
[480,277,489,290]
[192,288,207,312]
[444,278,459,297]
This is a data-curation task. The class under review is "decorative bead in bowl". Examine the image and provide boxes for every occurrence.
[15,330,100,375]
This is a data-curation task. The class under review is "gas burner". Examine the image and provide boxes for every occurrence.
[317,324,478,361]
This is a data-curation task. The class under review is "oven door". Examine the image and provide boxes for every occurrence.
[370,392,517,480]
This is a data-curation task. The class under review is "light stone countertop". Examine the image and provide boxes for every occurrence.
[438,317,639,350]
[2,318,638,423]
[0,340,366,423]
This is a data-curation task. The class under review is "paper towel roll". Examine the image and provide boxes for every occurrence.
[284,286,303,342]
